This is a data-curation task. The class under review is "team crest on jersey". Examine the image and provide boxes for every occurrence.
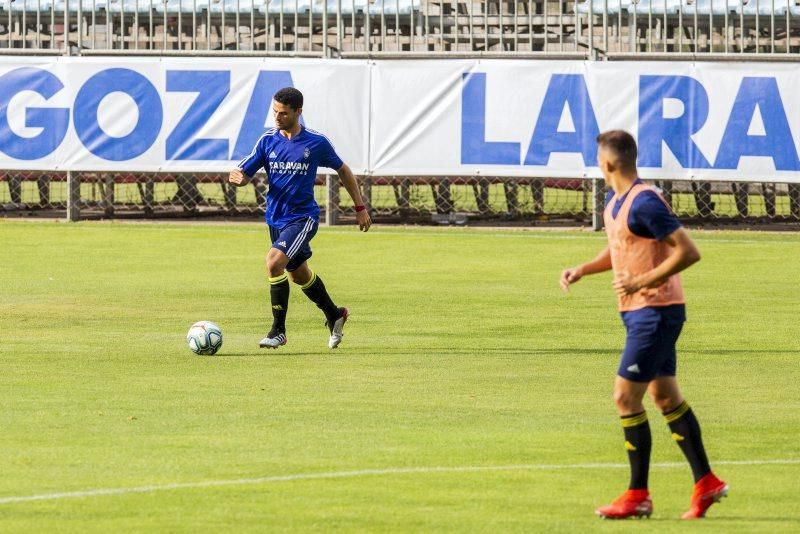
[303,147,310,159]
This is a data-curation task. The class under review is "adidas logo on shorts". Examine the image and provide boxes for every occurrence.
[278,241,287,247]
[627,364,641,374]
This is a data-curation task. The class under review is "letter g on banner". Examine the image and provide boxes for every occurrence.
[74,68,163,161]
[0,67,69,160]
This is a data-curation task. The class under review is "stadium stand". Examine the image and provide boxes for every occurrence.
[2,0,800,53]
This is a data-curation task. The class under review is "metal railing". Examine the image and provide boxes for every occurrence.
[2,0,799,56]
[3,172,799,227]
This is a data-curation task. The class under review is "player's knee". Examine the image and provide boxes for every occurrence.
[287,271,307,285]
[652,394,681,413]
[613,389,641,412]
[265,254,286,277]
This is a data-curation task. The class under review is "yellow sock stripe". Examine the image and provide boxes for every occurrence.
[621,412,649,428]
[300,272,317,290]
[269,273,288,285]
[664,401,690,423]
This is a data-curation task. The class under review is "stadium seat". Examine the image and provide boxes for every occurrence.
[737,0,796,15]
[734,0,765,14]
[774,0,800,15]
[681,0,741,16]
[308,0,374,15]
[8,0,53,13]
[207,0,256,14]
[575,0,636,15]
[260,0,311,14]
[370,0,417,14]
[49,0,103,11]
[101,0,157,14]
[154,0,212,13]
[309,0,347,14]
[305,0,409,15]
[635,0,682,14]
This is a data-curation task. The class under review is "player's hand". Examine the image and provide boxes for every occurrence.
[356,209,372,232]
[228,168,248,186]
[613,273,642,297]
[560,267,583,292]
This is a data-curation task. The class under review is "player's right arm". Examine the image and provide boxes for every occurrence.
[560,246,612,292]
[228,168,251,187]
[229,138,266,187]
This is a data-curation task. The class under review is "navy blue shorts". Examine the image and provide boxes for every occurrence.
[618,304,686,382]
[269,217,318,272]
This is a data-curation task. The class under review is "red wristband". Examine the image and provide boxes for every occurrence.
[355,205,366,212]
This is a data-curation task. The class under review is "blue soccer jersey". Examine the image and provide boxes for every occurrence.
[238,127,344,228]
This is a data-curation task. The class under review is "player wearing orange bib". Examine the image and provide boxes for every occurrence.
[560,131,728,520]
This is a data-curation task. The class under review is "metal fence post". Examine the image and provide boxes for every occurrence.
[325,173,340,225]
[361,176,372,211]
[77,0,83,53]
[66,171,80,221]
[592,178,604,231]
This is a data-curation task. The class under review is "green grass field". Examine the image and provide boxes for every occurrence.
[1,220,799,532]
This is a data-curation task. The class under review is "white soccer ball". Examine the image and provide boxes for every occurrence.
[186,321,223,355]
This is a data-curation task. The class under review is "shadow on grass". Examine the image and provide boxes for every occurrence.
[683,349,800,355]
[216,347,800,358]
[710,516,800,523]
[217,348,621,357]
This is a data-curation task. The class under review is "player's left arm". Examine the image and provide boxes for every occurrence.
[336,163,372,232]
[614,228,701,296]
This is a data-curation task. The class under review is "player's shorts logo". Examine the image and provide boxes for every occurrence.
[626,364,641,373]
[304,148,310,159]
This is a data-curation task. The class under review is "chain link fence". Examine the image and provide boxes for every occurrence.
[2,171,799,226]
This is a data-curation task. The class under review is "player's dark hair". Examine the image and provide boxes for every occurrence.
[274,87,304,111]
[596,130,638,171]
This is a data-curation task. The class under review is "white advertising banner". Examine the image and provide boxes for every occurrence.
[0,57,370,173]
[370,60,800,182]
[2,57,800,183]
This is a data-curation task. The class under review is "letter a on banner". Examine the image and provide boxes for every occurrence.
[460,72,520,165]
[232,71,304,161]
[714,77,800,171]
[524,74,599,167]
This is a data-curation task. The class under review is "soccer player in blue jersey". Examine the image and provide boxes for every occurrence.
[560,131,727,520]
[228,87,371,350]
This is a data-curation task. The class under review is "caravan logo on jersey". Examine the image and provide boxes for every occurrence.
[268,160,311,176]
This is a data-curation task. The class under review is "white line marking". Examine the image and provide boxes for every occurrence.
[1,459,798,505]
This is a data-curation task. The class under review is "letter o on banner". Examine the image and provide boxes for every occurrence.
[74,68,163,161]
